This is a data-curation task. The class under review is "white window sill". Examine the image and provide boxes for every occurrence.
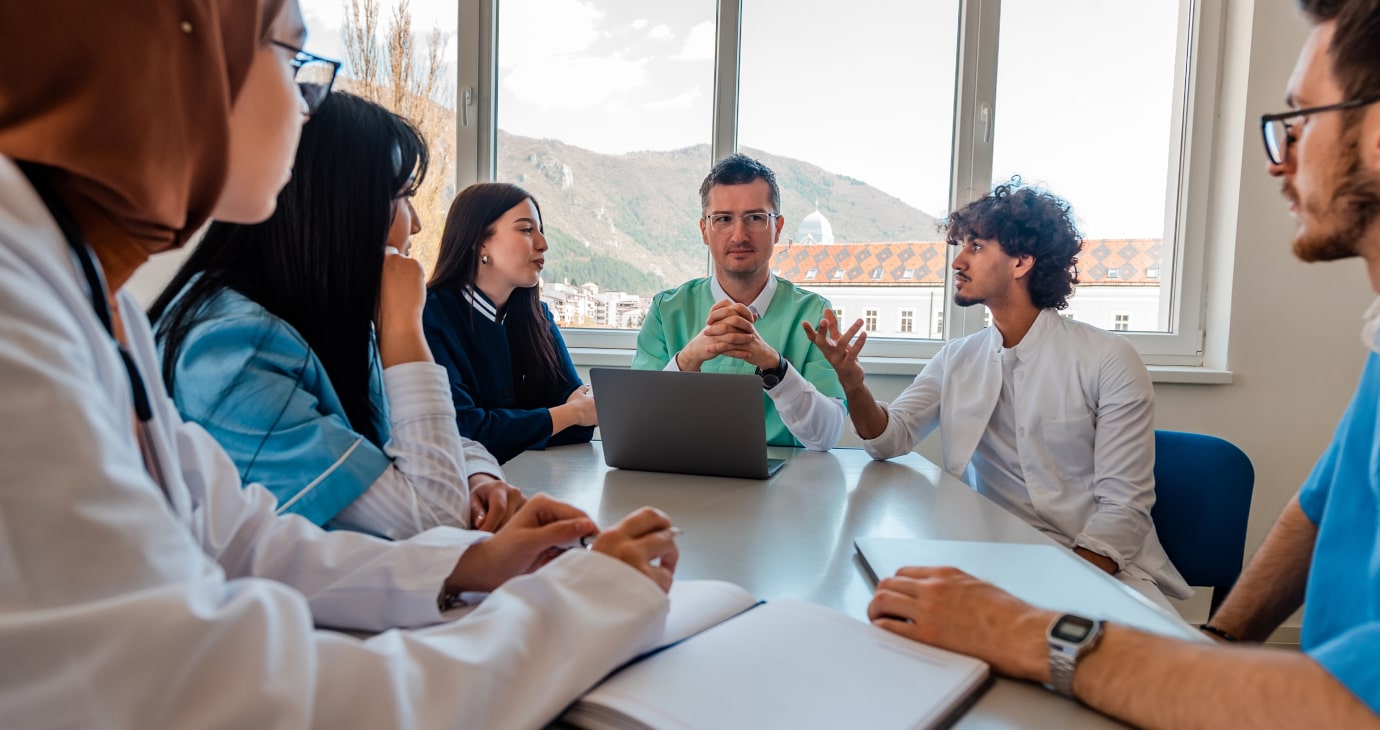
[569,348,1234,385]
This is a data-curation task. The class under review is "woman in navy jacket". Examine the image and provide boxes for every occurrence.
[424,183,595,464]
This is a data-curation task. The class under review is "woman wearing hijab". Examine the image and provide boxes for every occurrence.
[151,92,521,536]
[0,1,680,726]
[425,182,596,464]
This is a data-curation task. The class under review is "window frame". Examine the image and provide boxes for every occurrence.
[455,0,1224,367]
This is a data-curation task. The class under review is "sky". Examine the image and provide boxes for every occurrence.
[299,0,1183,239]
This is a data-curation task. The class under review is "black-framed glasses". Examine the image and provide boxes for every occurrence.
[704,212,780,234]
[1261,94,1380,165]
[272,40,341,115]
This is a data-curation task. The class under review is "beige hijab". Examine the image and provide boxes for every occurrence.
[0,0,287,289]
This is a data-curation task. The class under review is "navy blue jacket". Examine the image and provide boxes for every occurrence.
[423,286,592,463]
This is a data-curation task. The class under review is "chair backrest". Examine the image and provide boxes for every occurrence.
[1151,430,1255,600]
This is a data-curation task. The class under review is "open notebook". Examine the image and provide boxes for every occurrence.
[562,581,990,730]
[855,538,1202,640]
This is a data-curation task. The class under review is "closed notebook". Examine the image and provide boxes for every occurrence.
[855,538,1202,640]
[563,583,990,730]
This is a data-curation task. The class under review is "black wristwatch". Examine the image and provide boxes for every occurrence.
[755,352,788,390]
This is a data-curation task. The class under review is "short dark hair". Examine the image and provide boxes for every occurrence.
[944,179,1082,311]
[1298,0,1380,101]
[699,153,781,213]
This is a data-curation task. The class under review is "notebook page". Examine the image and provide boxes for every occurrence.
[570,599,989,730]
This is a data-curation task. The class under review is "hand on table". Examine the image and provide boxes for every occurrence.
[468,474,527,532]
[868,566,1055,682]
[446,493,597,593]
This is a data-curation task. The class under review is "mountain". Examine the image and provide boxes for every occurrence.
[497,131,942,296]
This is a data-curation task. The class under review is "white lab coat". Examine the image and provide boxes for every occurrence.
[862,309,1191,599]
[0,155,669,729]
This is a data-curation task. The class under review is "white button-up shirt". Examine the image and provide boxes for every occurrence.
[861,309,1191,599]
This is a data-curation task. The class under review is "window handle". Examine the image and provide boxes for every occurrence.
[461,86,475,127]
[978,103,993,144]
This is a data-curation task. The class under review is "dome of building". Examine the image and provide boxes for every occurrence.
[795,208,835,245]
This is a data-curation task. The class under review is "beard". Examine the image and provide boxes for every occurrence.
[1291,132,1380,263]
[953,293,984,307]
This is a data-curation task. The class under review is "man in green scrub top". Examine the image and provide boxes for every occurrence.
[632,154,845,451]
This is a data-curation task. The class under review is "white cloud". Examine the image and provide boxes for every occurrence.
[505,55,649,111]
[674,21,715,61]
[498,0,604,68]
[631,18,649,30]
[644,87,702,111]
[646,24,673,41]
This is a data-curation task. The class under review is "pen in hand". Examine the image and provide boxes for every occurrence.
[556,526,683,552]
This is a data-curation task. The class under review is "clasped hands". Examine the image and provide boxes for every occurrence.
[676,299,780,371]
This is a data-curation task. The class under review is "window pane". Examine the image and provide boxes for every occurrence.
[991,0,1184,333]
[494,0,717,329]
[739,0,961,341]
[306,0,459,270]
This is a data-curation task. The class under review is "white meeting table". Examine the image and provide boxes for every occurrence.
[507,443,1195,730]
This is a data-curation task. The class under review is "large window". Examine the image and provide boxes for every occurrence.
[457,0,1220,363]
[304,0,459,268]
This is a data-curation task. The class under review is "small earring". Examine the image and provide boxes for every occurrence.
[481,254,490,265]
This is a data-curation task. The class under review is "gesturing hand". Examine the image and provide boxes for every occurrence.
[802,308,866,388]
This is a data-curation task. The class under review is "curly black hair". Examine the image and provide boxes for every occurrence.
[944,179,1082,310]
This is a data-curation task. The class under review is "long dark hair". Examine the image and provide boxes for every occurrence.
[429,182,563,405]
[150,92,429,446]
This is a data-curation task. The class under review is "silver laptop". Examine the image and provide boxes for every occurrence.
[591,368,787,479]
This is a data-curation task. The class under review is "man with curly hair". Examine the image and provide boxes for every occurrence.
[807,181,1190,607]
[854,1,1380,726]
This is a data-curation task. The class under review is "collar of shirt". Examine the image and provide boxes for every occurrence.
[463,286,505,325]
[1361,296,1380,354]
[709,273,778,316]
[986,308,1058,362]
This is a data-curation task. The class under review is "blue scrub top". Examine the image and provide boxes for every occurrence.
[1298,352,1380,714]
[161,288,391,526]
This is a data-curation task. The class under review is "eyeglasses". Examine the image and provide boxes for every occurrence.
[703,212,780,234]
[1261,94,1380,165]
[272,40,341,115]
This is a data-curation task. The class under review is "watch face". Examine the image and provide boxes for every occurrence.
[1052,615,1096,643]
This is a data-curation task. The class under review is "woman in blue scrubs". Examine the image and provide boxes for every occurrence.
[151,92,522,537]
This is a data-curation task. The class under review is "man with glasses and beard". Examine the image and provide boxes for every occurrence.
[632,154,846,451]
[861,1,1380,726]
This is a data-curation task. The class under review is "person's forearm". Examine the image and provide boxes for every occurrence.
[379,320,433,368]
[1209,496,1317,640]
[843,378,889,440]
[549,404,576,436]
[1072,625,1378,730]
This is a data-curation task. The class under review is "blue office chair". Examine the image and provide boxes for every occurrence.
[1150,430,1255,616]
